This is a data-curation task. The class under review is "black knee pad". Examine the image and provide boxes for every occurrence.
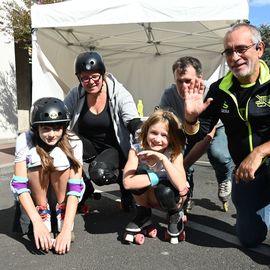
[89,161,119,186]
[154,184,178,211]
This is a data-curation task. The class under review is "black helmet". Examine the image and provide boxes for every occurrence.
[75,51,106,75]
[30,97,70,127]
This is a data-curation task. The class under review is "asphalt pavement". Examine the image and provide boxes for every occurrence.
[0,161,270,270]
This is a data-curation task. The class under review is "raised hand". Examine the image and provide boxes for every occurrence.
[183,78,213,121]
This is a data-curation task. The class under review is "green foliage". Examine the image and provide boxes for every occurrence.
[0,0,63,50]
[259,24,270,67]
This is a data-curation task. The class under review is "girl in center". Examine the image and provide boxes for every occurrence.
[123,109,189,244]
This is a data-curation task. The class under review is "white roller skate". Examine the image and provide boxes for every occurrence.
[165,209,187,244]
[56,203,75,242]
[124,206,157,245]
[218,179,232,212]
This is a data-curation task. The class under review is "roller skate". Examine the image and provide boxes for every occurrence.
[165,209,187,244]
[218,179,232,212]
[36,203,54,240]
[124,206,157,245]
[56,203,75,242]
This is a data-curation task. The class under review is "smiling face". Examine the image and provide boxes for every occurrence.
[79,71,103,94]
[146,121,169,152]
[38,124,64,146]
[224,26,263,84]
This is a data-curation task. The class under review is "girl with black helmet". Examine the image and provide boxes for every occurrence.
[11,97,84,254]
[64,51,142,213]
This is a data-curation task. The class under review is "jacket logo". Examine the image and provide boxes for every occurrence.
[221,101,229,113]
[255,95,270,107]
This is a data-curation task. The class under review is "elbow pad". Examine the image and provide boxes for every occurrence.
[10,175,31,200]
[127,118,143,137]
[67,178,85,202]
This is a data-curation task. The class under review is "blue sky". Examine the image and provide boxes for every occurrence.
[249,0,270,26]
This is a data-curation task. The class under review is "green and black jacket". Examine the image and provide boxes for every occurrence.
[188,60,270,167]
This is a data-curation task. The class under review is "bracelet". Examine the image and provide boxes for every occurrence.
[183,121,200,135]
[185,118,199,125]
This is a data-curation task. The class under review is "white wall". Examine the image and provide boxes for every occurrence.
[0,0,18,141]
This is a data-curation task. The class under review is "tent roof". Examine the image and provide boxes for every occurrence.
[31,0,249,114]
[32,0,249,28]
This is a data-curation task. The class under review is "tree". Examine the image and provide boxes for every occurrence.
[259,24,270,67]
[0,0,63,51]
[0,0,64,132]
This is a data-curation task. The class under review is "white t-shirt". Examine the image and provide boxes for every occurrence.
[15,130,83,171]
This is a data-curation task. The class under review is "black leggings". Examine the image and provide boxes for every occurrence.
[79,136,131,203]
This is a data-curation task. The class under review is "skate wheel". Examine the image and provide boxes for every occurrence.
[170,236,179,244]
[223,201,229,212]
[124,232,134,243]
[134,233,145,245]
[178,230,186,241]
[147,227,157,238]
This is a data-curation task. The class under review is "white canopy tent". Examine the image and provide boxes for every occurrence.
[31,0,249,115]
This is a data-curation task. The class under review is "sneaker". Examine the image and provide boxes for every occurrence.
[56,203,66,232]
[36,203,51,232]
[218,179,232,202]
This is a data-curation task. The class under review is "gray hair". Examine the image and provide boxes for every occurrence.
[224,23,262,44]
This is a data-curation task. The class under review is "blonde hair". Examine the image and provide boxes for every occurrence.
[139,109,185,160]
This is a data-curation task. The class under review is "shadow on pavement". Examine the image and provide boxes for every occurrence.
[187,213,270,266]
[193,198,224,212]
[0,204,47,255]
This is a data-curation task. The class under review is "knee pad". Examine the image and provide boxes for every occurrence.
[89,161,119,186]
[154,184,178,211]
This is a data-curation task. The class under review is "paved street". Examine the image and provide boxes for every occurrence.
[0,163,270,270]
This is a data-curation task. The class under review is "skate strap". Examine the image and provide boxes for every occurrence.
[36,205,51,216]
[146,170,159,186]
[67,178,85,202]
[10,175,30,199]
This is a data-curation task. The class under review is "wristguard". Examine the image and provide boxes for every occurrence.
[10,175,31,200]
[146,170,159,186]
[67,178,85,202]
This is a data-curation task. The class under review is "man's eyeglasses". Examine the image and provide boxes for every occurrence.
[80,74,101,83]
[221,43,257,57]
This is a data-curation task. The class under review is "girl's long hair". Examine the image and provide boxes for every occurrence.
[33,125,81,187]
[139,109,186,161]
